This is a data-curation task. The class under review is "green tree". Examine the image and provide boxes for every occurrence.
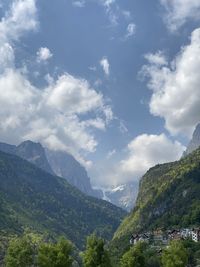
[4,235,34,267]
[38,237,73,267]
[120,242,147,267]
[161,240,188,267]
[82,234,112,267]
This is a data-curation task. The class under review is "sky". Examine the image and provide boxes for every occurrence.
[0,0,200,188]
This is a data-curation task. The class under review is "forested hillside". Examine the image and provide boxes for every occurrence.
[0,151,126,249]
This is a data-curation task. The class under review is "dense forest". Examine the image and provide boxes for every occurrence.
[0,151,126,250]
[1,231,200,266]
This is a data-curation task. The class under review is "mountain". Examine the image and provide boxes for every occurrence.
[110,147,200,261]
[0,141,102,198]
[104,182,139,212]
[0,150,126,249]
[183,123,200,156]
[0,141,137,209]
[0,140,54,175]
[45,149,103,198]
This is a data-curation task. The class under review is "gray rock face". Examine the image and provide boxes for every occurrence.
[0,141,54,175]
[0,140,102,198]
[0,143,16,154]
[104,182,139,212]
[184,123,200,156]
[16,141,54,175]
[45,149,103,198]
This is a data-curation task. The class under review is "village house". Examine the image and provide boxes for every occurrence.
[180,228,192,239]
[130,233,150,245]
[191,229,200,242]
[130,227,200,247]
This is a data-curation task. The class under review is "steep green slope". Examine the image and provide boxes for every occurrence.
[0,151,126,249]
[111,148,200,261]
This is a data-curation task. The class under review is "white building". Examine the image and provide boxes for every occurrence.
[192,229,200,242]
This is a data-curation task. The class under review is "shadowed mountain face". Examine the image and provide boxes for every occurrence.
[184,123,200,156]
[0,140,138,209]
[45,149,103,199]
[0,141,102,198]
[0,140,54,175]
[0,150,126,249]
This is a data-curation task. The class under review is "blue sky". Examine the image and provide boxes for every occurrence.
[1,0,200,187]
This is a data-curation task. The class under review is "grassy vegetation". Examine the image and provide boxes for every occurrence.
[0,151,126,250]
[110,148,200,263]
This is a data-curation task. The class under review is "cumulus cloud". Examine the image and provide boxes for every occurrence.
[160,0,200,31]
[0,0,38,42]
[37,47,53,62]
[119,134,184,179]
[142,28,200,136]
[93,133,185,187]
[100,57,110,76]
[144,51,167,66]
[125,23,136,39]
[0,0,38,73]
[0,71,112,164]
[0,0,113,168]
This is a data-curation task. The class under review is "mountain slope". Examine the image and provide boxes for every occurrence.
[45,149,102,198]
[0,151,126,249]
[104,182,139,212]
[183,123,200,156]
[0,141,54,175]
[110,147,200,260]
[0,141,102,198]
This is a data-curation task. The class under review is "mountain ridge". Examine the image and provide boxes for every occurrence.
[110,146,200,261]
[183,123,200,156]
[0,150,126,249]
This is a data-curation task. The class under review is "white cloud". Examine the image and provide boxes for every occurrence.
[72,0,85,8]
[160,0,200,32]
[119,134,184,179]
[37,47,53,62]
[0,70,113,164]
[119,120,128,134]
[142,28,200,136]
[106,149,116,159]
[0,0,38,43]
[93,133,185,187]
[101,0,115,9]
[125,23,136,39]
[100,0,118,26]
[0,0,113,168]
[0,43,15,71]
[100,57,110,76]
[0,0,38,74]
[144,51,167,66]
[122,10,131,20]
[47,74,104,115]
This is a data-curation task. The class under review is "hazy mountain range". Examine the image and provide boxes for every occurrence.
[0,140,137,211]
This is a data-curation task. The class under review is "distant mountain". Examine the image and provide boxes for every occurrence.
[0,140,138,209]
[104,182,138,212]
[0,150,126,249]
[0,140,54,175]
[45,149,103,198]
[0,141,102,198]
[183,123,200,156]
[110,147,200,261]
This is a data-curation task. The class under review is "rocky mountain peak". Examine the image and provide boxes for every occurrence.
[184,123,200,156]
[0,140,54,175]
[45,149,103,198]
